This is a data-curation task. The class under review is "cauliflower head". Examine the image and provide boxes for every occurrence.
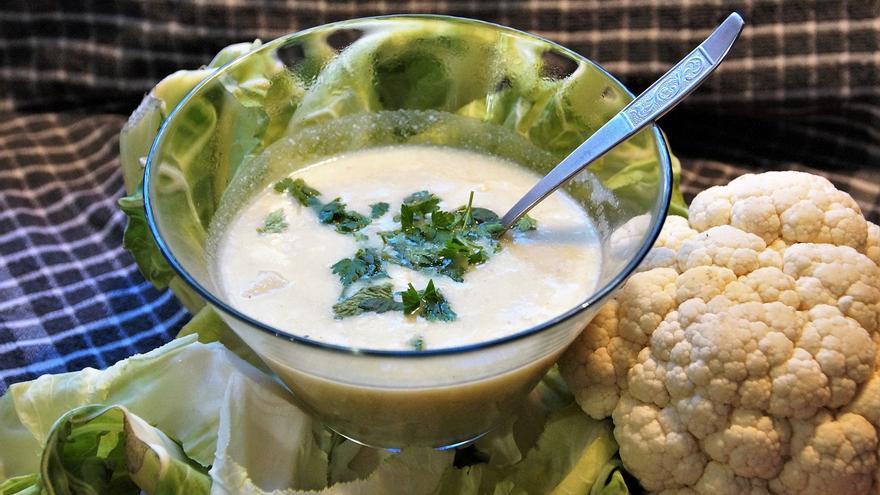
[560,171,880,494]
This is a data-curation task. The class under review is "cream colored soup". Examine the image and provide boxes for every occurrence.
[213,145,601,351]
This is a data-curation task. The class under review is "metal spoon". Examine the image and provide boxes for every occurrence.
[500,12,745,231]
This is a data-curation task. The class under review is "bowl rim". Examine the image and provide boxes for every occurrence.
[144,13,673,358]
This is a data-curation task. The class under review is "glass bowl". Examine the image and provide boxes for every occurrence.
[144,15,673,449]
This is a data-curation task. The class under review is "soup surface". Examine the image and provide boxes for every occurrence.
[212,145,601,350]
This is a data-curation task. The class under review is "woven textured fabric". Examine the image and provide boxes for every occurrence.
[1,0,878,392]
[0,114,188,392]
[2,0,878,169]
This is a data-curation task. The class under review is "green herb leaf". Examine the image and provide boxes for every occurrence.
[274,180,372,235]
[402,191,441,214]
[430,210,457,229]
[436,236,483,281]
[273,178,293,193]
[399,203,416,232]
[469,207,499,224]
[331,248,388,287]
[401,284,422,315]
[478,221,506,239]
[337,214,371,233]
[397,190,441,232]
[274,177,321,206]
[381,232,439,269]
[318,198,371,233]
[332,283,403,319]
[513,214,538,232]
[422,280,455,321]
[317,198,345,222]
[331,259,366,287]
[443,235,485,263]
[409,335,425,351]
[460,191,475,227]
[380,191,504,282]
[370,202,390,218]
[401,280,456,322]
[256,209,288,234]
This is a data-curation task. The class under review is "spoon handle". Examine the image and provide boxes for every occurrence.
[500,12,744,230]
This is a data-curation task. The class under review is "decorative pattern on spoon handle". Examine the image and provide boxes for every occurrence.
[623,47,713,127]
[500,13,743,230]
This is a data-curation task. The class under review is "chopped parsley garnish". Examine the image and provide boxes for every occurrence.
[468,207,499,224]
[379,191,502,282]
[401,279,456,321]
[403,191,441,214]
[370,202,390,218]
[331,248,387,287]
[256,209,288,234]
[409,335,425,351]
[273,178,372,235]
[437,235,489,279]
[274,178,320,206]
[397,191,441,232]
[513,214,538,232]
[318,198,371,233]
[267,180,540,323]
[332,283,403,319]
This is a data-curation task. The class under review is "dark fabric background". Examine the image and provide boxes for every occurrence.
[1,0,878,392]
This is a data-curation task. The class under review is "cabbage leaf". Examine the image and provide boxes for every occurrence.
[429,406,627,495]
[0,336,327,493]
[39,405,211,495]
[0,336,630,494]
[117,41,288,310]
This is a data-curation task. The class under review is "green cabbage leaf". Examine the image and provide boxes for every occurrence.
[0,336,325,494]
[429,406,628,495]
[0,336,631,494]
[117,41,294,311]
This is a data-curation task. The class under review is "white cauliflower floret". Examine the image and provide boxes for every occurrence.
[560,268,677,418]
[678,461,772,495]
[783,244,880,333]
[559,301,621,418]
[798,305,875,407]
[689,171,868,250]
[609,214,653,269]
[771,412,877,494]
[676,226,766,276]
[866,222,880,265]
[767,348,831,419]
[845,373,880,427]
[641,216,700,271]
[612,394,707,491]
[561,171,880,494]
[702,410,790,479]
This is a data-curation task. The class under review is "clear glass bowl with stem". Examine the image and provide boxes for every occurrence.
[144,15,673,449]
